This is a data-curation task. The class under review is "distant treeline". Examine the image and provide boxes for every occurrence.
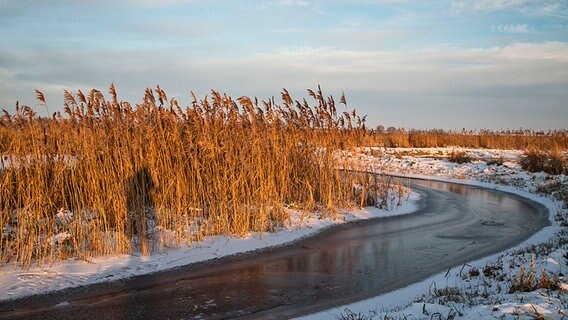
[361,128,568,151]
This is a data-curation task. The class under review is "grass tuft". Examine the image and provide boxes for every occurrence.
[520,150,567,175]
[448,151,471,164]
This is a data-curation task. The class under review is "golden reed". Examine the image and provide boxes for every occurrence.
[0,85,376,268]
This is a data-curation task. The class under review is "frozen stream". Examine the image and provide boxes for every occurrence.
[0,179,550,319]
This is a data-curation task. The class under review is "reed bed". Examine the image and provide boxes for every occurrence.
[0,85,379,268]
[366,129,568,151]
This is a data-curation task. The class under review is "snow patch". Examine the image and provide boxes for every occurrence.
[0,191,420,302]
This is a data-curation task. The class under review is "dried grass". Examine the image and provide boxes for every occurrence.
[367,129,568,151]
[0,85,376,268]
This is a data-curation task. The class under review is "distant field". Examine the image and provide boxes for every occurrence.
[362,128,568,151]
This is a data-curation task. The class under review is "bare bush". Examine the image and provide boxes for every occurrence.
[520,150,566,175]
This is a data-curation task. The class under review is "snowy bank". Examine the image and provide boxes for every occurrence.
[300,148,567,320]
[0,190,420,302]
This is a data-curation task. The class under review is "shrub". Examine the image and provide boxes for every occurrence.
[486,157,504,166]
[448,151,471,164]
[520,151,566,175]
[509,255,560,293]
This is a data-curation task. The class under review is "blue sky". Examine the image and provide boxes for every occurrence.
[1,0,567,130]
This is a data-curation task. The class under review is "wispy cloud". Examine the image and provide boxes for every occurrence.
[2,42,566,129]
[452,0,532,12]
[492,24,533,32]
[254,42,568,89]
[451,0,568,18]
[272,0,310,6]
[538,2,568,18]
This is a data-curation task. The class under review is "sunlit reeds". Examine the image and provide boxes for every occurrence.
[367,128,568,151]
[0,85,376,268]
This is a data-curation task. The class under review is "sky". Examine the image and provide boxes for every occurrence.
[0,0,567,130]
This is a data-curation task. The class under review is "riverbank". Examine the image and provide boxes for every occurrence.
[1,178,547,320]
[1,147,565,320]
[0,187,419,302]
[302,147,567,320]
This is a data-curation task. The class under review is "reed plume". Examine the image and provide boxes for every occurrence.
[0,85,376,268]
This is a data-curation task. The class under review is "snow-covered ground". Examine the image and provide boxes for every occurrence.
[0,186,419,302]
[1,147,566,320]
[300,147,568,320]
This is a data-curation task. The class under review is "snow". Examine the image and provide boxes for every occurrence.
[0,188,420,301]
[2,147,566,320]
[299,147,568,320]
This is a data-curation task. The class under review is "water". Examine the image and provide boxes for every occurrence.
[0,179,550,319]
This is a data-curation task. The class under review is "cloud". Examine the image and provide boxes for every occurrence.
[1,42,567,129]
[3,42,567,94]
[253,42,568,86]
[539,2,568,18]
[492,24,532,32]
[451,0,568,16]
[452,0,531,12]
[0,0,204,9]
[272,0,310,6]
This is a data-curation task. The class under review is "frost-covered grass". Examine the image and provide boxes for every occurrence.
[302,147,568,320]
